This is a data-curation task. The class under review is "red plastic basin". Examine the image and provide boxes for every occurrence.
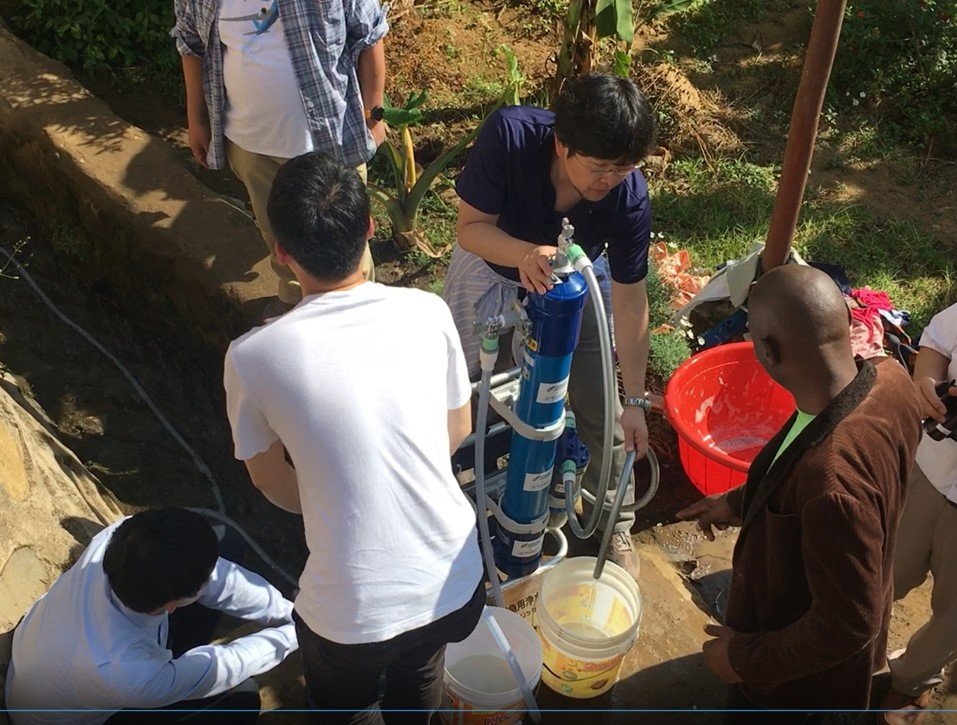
[664,341,795,496]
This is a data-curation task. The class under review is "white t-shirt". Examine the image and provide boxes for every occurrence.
[224,283,483,644]
[914,302,957,503]
[219,0,314,158]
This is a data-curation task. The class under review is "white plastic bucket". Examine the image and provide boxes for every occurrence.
[537,556,642,698]
[441,606,543,725]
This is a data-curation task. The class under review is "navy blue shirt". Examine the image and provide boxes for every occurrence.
[456,106,652,284]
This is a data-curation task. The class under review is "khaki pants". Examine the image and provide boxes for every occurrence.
[225,140,374,304]
[889,463,957,696]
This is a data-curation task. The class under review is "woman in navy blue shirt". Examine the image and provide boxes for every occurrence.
[442,73,657,575]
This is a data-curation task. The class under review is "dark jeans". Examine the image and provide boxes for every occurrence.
[295,580,486,725]
[107,524,261,725]
[724,685,827,725]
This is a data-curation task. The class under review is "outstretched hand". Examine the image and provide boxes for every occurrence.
[676,493,741,541]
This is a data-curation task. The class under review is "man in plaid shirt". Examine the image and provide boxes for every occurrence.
[172,0,388,315]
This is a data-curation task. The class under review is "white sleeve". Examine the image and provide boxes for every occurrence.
[124,624,298,708]
[919,303,957,360]
[197,558,294,627]
[442,305,472,409]
[223,346,279,460]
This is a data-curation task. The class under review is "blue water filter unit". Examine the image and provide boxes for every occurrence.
[493,271,588,577]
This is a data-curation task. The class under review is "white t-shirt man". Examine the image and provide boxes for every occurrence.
[224,282,483,644]
[914,303,957,503]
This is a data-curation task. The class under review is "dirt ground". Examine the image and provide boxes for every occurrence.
[3,0,957,720]
[0,200,308,594]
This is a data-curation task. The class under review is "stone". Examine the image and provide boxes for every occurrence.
[0,372,123,716]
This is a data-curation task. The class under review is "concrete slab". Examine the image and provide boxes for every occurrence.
[0,20,278,350]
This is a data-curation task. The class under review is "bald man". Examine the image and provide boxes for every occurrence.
[678,265,922,721]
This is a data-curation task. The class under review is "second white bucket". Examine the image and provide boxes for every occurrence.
[441,606,542,725]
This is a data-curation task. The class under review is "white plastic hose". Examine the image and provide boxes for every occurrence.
[474,368,505,609]
[482,607,541,723]
[564,261,618,540]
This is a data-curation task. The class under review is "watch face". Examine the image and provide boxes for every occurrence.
[368,106,385,122]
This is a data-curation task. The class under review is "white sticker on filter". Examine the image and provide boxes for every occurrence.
[536,377,569,404]
[512,534,545,559]
[523,469,552,492]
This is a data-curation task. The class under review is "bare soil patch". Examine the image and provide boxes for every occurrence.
[0,200,306,591]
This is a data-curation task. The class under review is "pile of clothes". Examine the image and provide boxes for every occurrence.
[656,243,918,368]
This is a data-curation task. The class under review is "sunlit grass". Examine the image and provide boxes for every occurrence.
[650,156,955,332]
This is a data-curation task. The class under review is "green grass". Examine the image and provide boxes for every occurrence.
[661,0,780,54]
[651,156,778,269]
[416,179,459,252]
[646,262,692,382]
[508,0,565,37]
[416,0,469,19]
[650,156,955,332]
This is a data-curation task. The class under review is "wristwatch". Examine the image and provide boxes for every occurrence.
[622,396,651,412]
[364,105,385,123]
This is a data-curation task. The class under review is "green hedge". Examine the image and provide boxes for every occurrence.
[8,0,181,92]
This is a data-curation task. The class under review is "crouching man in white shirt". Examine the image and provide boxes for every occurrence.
[5,507,298,725]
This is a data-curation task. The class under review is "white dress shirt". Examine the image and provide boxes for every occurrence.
[5,518,298,725]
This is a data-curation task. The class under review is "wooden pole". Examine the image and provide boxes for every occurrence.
[762,0,847,270]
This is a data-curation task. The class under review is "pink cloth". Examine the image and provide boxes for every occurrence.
[848,289,891,359]
[849,311,886,359]
[852,288,894,312]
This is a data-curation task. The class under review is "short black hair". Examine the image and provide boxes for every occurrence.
[267,151,370,282]
[553,73,656,163]
[103,508,218,613]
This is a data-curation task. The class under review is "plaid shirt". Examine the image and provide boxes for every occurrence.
[172,0,388,170]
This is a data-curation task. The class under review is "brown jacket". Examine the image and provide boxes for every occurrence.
[723,358,921,709]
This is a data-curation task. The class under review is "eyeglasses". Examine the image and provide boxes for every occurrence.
[573,156,639,180]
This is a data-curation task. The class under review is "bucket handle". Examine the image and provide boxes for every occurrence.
[482,608,541,724]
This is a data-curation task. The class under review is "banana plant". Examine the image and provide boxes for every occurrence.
[552,0,701,102]
[370,46,523,258]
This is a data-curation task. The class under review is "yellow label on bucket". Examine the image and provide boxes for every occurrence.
[539,636,625,698]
